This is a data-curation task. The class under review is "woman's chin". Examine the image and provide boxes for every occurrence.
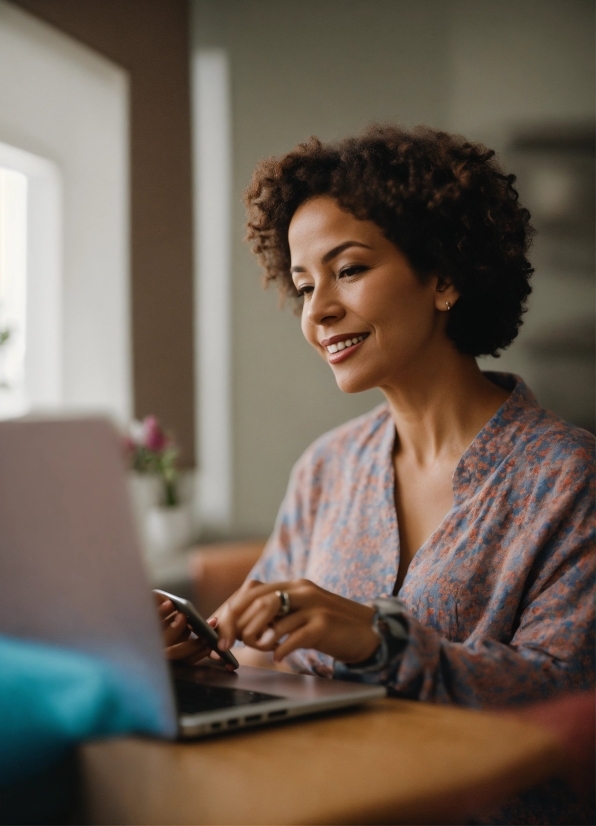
[333,369,378,395]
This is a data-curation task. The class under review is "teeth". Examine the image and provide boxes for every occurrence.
[326,334,366,354]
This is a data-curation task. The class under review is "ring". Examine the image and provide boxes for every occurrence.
[275,590,291,618]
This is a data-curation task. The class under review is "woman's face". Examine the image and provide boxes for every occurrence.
[288,196,455,394]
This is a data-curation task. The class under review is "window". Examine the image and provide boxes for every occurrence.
[0,141,62,420]
[192,48,233,529]
[0,166,27,417]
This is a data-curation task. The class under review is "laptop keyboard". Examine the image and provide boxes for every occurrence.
[174,679,283,714]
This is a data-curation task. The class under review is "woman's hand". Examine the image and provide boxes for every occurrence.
[154,592,218,665]
[215,579,380,665]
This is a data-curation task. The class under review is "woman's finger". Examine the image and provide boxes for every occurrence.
[217,581,294,644]
[253,611,307,651]
[236,592,285,643]
[219,582,273,627]
[154,593,173,613]
[239,593,298,647]
[273,619,322,661]
[166,636,211,661]
[187,639,220,663]
[157,598,175,620]
[162,611,190,647]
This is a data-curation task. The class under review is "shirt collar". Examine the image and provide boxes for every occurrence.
[452,372,542,501]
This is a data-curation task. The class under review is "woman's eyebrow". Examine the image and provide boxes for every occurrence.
[290,241,372,274]
[322,241,372,263]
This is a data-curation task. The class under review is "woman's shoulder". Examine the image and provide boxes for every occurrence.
[523,416,594,503]
[517,403,594,469]
[488,372,594,459]
[494,375,595,490]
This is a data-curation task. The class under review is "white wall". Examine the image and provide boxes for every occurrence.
[192,0,594,538]
[0,1,131,422]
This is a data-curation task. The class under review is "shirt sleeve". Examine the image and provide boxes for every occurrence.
[246,450,337,677]
[335,468,595,708]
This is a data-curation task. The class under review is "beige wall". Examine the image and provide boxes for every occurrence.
[193,0,451,537]
[192,0,594,538]
[447,0,594,426]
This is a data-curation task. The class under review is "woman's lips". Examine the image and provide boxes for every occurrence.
[327,337,366,364]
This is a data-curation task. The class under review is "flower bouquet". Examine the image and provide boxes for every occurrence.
[125,415,179,507]
[125,416,193,563]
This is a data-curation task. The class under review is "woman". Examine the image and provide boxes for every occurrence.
[161,126,594,709]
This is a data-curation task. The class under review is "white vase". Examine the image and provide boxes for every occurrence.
[145,504,193,563]
[129,472,161,514]
[128,473,162,544]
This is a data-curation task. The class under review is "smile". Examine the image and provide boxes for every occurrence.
[320,333,369,364]
[323,333,368,354]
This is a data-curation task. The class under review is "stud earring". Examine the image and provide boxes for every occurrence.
[445,300,452,311]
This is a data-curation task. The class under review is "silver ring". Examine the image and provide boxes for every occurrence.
[275,590,291,618]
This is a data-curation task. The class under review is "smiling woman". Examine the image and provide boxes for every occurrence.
[287,197,465,398]
[163,126,594,822]
[246,125,534,358]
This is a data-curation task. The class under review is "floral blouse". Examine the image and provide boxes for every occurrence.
[249,374,595,708]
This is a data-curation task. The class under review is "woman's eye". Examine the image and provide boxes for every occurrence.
[339,265,367,278]
[296,284,314,297]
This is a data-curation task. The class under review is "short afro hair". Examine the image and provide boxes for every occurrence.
[244,125,535,358]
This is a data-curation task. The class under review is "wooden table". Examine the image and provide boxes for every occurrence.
[79,697,563,825]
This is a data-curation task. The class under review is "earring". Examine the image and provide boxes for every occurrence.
[445,300,451,311]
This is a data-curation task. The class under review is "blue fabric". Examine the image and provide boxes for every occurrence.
[0,635,164,787]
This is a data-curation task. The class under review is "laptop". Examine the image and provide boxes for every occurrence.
[0,417,385,739]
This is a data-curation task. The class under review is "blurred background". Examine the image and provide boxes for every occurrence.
[0,0,593,547]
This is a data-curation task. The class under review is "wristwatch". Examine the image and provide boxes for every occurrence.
[337,597,410,674]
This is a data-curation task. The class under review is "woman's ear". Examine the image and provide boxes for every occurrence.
[434,276,460,313]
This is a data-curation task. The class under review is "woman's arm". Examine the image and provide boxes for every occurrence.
[216,509,594,707]
[335,532,595,707]
[216,536,593,707]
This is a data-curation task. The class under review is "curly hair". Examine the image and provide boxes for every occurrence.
[244,125,535,358]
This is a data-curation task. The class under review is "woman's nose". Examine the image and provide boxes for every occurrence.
[306,283,345,327]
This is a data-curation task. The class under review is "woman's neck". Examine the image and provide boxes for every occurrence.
[381,350,511,467]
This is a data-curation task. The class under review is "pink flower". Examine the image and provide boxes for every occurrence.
[143,416,168,453]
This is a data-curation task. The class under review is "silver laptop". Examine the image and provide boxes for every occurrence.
[0,417,385,739]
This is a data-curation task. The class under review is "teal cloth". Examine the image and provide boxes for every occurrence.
[0,635,165,786]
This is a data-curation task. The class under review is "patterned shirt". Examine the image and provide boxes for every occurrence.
[249,373,595,708]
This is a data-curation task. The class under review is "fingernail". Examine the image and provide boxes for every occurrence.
[218,638,230,651]
[258,628,276,646]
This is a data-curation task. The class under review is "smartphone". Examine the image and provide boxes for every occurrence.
[153,588,239,670]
